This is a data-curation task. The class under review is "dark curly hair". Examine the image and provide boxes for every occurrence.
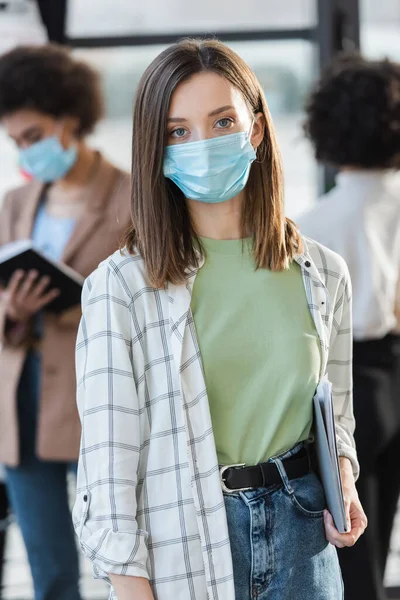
[0,44,104,137]
[304,54,400,169]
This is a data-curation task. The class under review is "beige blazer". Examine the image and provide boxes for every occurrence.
[0,153,131,466]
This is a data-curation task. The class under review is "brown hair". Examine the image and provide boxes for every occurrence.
[304,53,400,169]
[124,38,302,288]
[0,44,103,137]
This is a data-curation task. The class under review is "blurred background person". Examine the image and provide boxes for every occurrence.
[298,55,400,600]
[0,466,8,600]
[0,2,46,590]
[0,44,131,600]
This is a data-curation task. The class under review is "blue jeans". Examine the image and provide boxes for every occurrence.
[224,443,343,600]
[5,353,81,600]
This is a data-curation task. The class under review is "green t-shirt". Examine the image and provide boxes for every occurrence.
[191,237,321,466]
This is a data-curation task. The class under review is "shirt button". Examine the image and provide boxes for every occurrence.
[305,261,311,268]
[83,494,88,502]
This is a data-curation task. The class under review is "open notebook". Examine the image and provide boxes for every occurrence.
[0,240,84,313]
[313,377,349,534]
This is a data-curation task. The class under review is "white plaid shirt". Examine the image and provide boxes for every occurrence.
[73,236,358,600]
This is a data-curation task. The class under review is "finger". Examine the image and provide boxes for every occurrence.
[324,510,344,547]
[351,526,365,544]
[349,503,368,538]
[35,289,60,310]
[352,505,368,531]
[7,270,25,298]
[344,499,351,532]
[324,510,355,548]
[343,505,368,544]
[17,270,39,299]
[352,511,368,538]
[32,276,51,298]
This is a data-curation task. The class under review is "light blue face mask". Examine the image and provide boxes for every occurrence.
[163,131,256,203]
[19,136,78,182]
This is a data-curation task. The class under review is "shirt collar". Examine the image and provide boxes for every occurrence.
[335,170,387,189]
[294,238,322,282]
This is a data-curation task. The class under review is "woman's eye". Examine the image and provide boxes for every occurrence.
[215,118,233,129]
[171,128,188,138]
[27,134,43,144]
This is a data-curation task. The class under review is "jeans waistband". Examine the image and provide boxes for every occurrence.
[268,441,307,463]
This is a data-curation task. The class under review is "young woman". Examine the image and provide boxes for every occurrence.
[0,45,131,600]
[73,39,367,600]
[298,55,400,600]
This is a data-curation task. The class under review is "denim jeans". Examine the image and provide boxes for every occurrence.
[5,353,81,600]
[224,443,343,600]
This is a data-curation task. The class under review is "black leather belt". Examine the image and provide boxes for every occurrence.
[220,448,311,493]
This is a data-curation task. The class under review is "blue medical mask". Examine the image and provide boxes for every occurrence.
[19,136,78,182]
[163,130,256,203]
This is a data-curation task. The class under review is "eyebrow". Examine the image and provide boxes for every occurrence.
[208,105,234,117]
[11,126,41,142]
[167,105,235,123]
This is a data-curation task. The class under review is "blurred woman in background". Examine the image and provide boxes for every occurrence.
[298,55,400,600]
[0,468,8,599]
[0,45,130,600]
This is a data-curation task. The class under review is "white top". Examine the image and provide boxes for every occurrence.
[73,238,357,600]
[297,171,400,341]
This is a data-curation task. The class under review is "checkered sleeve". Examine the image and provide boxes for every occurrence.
[73,262,149,581]
[326,262,360,480]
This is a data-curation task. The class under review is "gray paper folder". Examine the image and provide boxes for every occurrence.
[313,378,349,534]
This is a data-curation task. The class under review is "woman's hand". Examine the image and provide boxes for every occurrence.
[1,269,60,323]
[324,456,367,548]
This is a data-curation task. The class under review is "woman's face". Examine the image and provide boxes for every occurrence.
[167,71,264,148]
[3,109,79,150]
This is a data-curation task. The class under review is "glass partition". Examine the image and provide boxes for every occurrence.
[66,0,317,38]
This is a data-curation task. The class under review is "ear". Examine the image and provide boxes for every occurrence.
[250,112,265,150]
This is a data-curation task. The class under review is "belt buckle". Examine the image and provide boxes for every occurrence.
[220,463,252,494]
